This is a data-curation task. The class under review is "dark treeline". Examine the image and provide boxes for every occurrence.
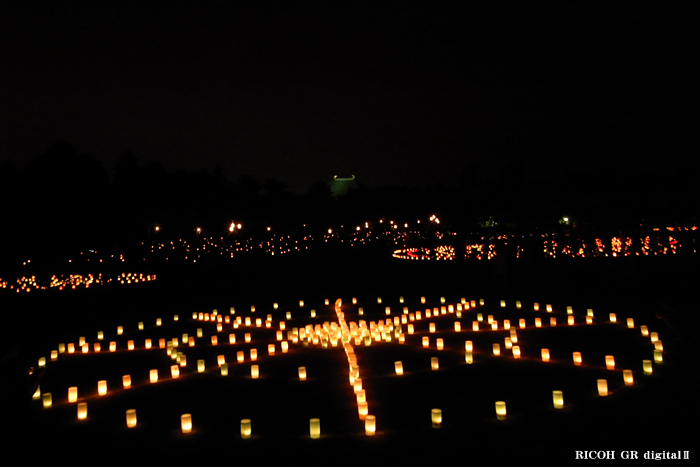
[1,142,697,266]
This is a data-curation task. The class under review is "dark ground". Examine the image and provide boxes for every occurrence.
[2,251,697,463]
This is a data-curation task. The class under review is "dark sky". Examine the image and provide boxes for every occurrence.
[0,2,690,193]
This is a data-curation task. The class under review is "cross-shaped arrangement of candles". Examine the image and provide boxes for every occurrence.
[32,296,664,438]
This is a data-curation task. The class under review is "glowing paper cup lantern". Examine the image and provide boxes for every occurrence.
[68,387,78,403]
[654,350,663,363]
[126,409,137,428]
[436,338,444,350]
[171,365,180,378]
[573,352,582,366]
[541,349,550,362]
[605,355,615,370]
[365,415,376,436]
[150,369,158,383]
[77,402,87,420]
[241,419,251,439]
[310,418,320,439]
[198,360,205,373]
[431,357,439,370]
[42,393,52,408]
[298,366,307,381]
[465,351,473,364]
[495,401,506,420]
[493,343,500,356]
[98,380,107,396]
[552,390,564,409]
[181,413,192,433]
[623,369,634,386]
[394,361,404,375]
[643,360,653,375]
[251,364,259,379]
[431,408,442,428]
[221,363,229,376]
[123,375,131,389]
[597,379,608,396]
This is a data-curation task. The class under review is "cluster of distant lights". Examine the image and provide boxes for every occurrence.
[394,228,697,261]
[32,295,664,439]
[0,272,156,293]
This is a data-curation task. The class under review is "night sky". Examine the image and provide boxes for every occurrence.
[0,3,690,193]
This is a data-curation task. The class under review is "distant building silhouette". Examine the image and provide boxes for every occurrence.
[329,175,359,198]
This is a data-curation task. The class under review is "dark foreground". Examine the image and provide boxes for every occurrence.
[3,251,698,463]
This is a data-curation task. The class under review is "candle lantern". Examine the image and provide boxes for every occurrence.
[251,364,259,379]
[179,355,187,367]
[429,323,436,333]
[473,322,479,331]
[43,393,52,408]
[358,402,368,420]
[609,313,617,323]
[422,336,429,348]
[145,339,152,349]
[150,369,158,383]
[241,419,251,439]
[650,332,659,342]
[605,355,615,370]
[552,390,564,409]
[128,340,135,351]
[541,348,550,362]
[365,415,376,436]
[123,375,131,389]
[394,361,404,375]
[211,336,218,346]
[217,355,226,366]
[546,304,552,312]
[310,418,320,439]
[465,340,473,352]
[573,352,582,366]
[98,380,107,396]
[516,301,522,309]
[245,333,251,343]
[197,360,205,373]
[493,343,500,356]
[535,318,542,328]
[250,349,257,361]
[500,300,506,307]
[567,316,574,326]
[623,369,634,385]
[77,402,87,420]
[534,303,540,311]
[268,344,275,355]
[171,365,180,378]
[597,379,608,396]
[298,366,307,381]
[126,409,137,428]
[495,401,506,420]
[237,351,244,363]
[436,338,444,350]
[653,350,663,363]
[504,338,512,349]
[181,414,192,433]
[68,387,78,403]
[138,322,144,330]
[654,341,663,351]
[627,318,634,328]
[512,345,521,359]
[465,351,473,364]
[640,325,649,336]
[454,321,461,332]
[431,357,439,370]
[281,341,289,352]
[431,408,442,428]
[643,359,653,375]
[550,317,557,326]
[117,326,123,335]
